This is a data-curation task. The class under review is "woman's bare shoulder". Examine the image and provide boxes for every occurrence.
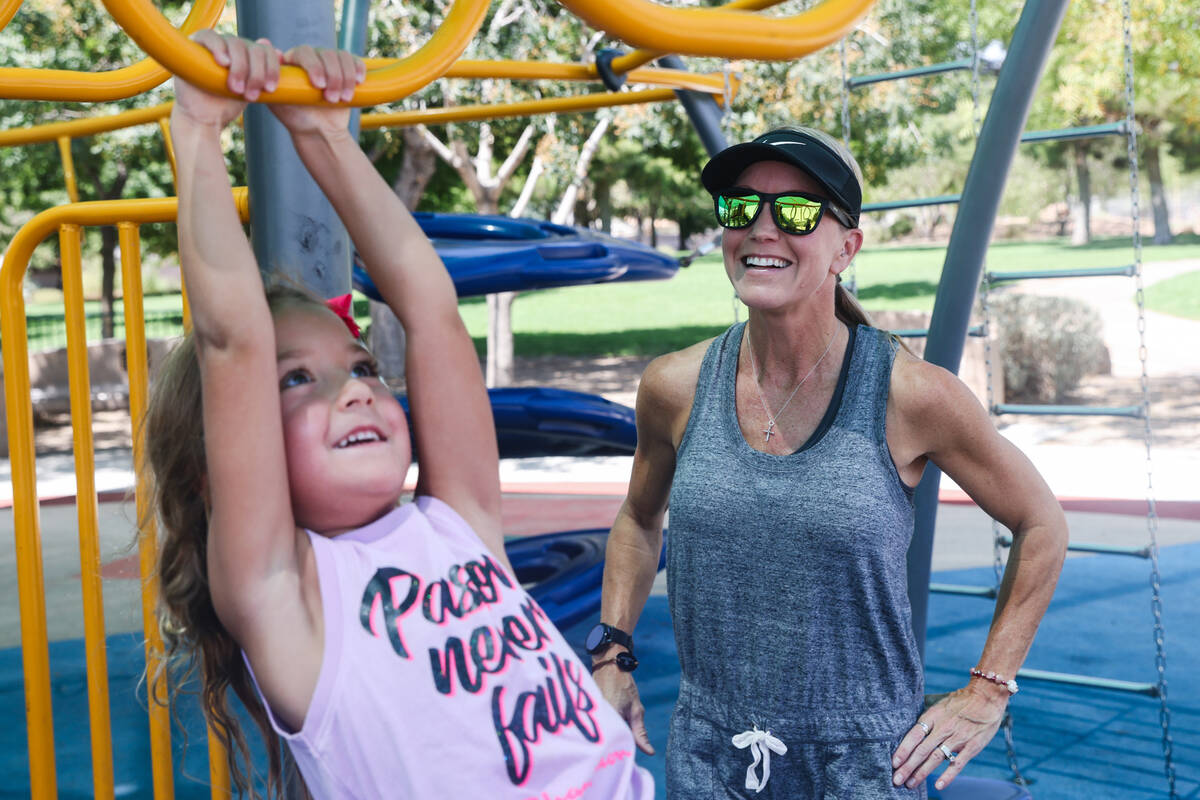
[889,345,980,420]
[638,337,715,415]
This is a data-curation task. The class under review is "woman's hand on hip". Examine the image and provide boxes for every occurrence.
[592,661,655,755]
[890,683,1008,792]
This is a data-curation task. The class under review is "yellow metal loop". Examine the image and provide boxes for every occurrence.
[102,0,491,106]
[0,66,731,153]
[555,0,875,60]
[0,194,249,800]
[0,0,21,33]
[0,0,223,101]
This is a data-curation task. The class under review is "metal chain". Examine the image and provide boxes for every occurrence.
[722,63,734,145]
[968,0,982,138]
[838,36,857,295]
[1120,0,1176,795]
[839,38,852,149]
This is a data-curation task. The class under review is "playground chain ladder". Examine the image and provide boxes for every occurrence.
[973,0,1177,795]
[842,0,1177,791]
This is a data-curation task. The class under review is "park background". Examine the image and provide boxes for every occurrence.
[2,0,1199,798]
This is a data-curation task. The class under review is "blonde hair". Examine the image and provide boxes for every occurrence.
[768,126,874,331]
[143,283,326,798]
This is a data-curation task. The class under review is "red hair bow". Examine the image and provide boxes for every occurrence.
[325,294,361,339]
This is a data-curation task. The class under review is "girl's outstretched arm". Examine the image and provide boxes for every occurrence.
[272,50,505,561]
[171,34,321,719]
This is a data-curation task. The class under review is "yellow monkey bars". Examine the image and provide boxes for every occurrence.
[99,0,490,106]
[1,70,735,203]
[3,0,866,102]
[361,84,734,129]
[0,0,21,33]
[0,0,224,102]
[1,194,248,800]
[0,0,868,794]
[558,0,873,61]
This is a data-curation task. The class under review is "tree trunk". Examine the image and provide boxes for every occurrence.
[100,225,117,339]
[90,165,127,340]
[422,122,539,388]
[486,291,516,387]
[595,177,613,234]
[1143,141,1173,245]
[552,115,609,225]
[393,128,438,208]
[367,300,407,387]
[1069,142,1091,246]
[367,129,438,389]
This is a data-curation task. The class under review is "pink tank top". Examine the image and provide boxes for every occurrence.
[248,496,654,799]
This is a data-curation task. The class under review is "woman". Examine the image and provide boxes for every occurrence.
[588,127,1068,798]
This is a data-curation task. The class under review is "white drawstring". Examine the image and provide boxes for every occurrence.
[731,725,787,793]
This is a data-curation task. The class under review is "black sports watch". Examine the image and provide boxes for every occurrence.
[585,623,638,671]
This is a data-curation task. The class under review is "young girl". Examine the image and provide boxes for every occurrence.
[146,31,654,799]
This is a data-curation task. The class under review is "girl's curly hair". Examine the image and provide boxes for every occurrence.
[142,284,326,798]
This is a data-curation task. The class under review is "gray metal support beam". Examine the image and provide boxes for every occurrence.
[338,0,371,141]
[907,0,1070,661]
[657,55,728,157]
[237,1,349,298]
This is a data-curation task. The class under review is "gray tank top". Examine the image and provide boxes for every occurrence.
[667,322,922,740]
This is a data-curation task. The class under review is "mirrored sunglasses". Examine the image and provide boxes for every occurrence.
[714,189,853,235]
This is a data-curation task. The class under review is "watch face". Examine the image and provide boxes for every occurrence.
[585,624,608,653]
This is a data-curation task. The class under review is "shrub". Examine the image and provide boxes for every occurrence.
[988,293,1110,402]
[887,214,915,240]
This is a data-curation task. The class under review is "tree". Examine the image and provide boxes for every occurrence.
[365,0,626,386]
[1029,0,1200,245]
[1,0,199,335]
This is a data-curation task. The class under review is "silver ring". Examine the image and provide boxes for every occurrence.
[917,721,930,736]
[938,744,957,763]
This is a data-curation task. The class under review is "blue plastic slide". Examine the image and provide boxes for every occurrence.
[353,212,679,299]
[510,528,667,632]
[400,386,637,459]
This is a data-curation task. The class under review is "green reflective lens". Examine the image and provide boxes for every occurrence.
[774,196,823,234]
[714,190,829,235]
[717,194,761,228]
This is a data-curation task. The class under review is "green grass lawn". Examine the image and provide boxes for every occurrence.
[1142,269,1200,320]
[459,233,1200,355]
[16,233,1199,355]
[852,233,1200,312]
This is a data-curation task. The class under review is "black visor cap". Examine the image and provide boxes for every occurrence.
[701,129,862,228]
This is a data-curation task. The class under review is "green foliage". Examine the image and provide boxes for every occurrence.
[0,0,196,287]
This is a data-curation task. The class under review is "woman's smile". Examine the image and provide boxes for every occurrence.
[743,255,793,270]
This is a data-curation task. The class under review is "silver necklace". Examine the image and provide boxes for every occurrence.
[744,325,837,442]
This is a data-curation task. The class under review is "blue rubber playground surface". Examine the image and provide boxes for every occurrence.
[581,540,1200,800]
[2,538,1195,798]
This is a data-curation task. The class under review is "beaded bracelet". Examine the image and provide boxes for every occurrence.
[970,667,1019,694]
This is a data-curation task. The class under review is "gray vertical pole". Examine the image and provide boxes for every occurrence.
[907,0,1069,659]
[338,0,371,141]
[237,1,349,297]
[656,55,728,156]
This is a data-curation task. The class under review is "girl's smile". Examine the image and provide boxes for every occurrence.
[274,305,411,533]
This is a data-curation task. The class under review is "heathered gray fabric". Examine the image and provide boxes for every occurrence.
[664,322,925,799]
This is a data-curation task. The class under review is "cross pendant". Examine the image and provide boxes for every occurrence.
[763,421,775,442]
